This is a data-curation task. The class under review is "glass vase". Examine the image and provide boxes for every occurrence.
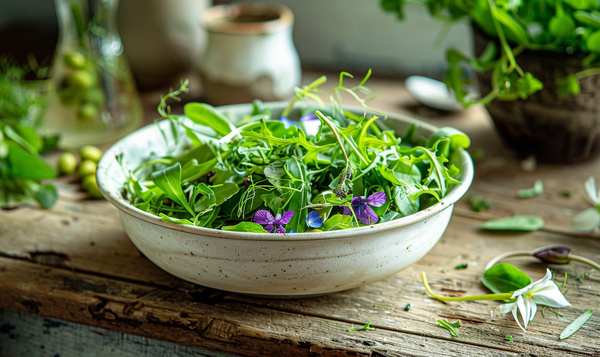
[42,0,142,149]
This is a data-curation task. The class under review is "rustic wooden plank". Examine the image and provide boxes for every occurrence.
[0,309,235,357]
[0,256,522,357]
[228,215,600,356]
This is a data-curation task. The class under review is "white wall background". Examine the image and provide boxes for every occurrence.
[232,0,473,77]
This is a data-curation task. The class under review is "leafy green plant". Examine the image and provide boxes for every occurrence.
[381,0,600,105]
[0,62,58,208]
[120,72,470,233]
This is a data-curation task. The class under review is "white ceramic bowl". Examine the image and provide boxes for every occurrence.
[97,103,473,297]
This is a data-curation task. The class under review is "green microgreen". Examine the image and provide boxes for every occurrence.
[121,71,469,233]
[470,194,493,212]
[347,321,376,332]
[454,263,469,270]
[517,180,544,198]
[437,319,461,337]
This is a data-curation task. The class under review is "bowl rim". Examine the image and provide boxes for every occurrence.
[97,102,474,242]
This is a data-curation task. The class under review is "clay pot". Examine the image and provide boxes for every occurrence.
[474,27,600,163]
[200,3,301,106]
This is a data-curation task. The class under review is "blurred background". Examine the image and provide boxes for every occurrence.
[0,0,472,90]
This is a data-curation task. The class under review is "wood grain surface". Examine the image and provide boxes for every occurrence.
[1,72,599,356]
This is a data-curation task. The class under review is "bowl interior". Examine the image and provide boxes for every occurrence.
[97,102,473,240]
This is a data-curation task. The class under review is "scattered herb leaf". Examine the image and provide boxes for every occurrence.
[470,194,493,212]
[482,215,545,231]
[505,335,513,341]
[559,189,572,198]
[347,321,376,332]
[577,269,595,283]
[560,309,594,340]
[454,263,468,270]
[517,180,543,198]
[437,319,461,337]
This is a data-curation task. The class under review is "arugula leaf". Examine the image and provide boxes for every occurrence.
[437,319,461,337]
[184,102,235,136]
[151,162,195,216]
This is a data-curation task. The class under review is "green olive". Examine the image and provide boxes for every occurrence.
[63,51,87,69]
[77,103,98,121]
[58,152,77,175]
[81,174,103,198]
[78,160,97,178]
[67,70,93,90]
[83,87,105,107]
[79,145,103,163]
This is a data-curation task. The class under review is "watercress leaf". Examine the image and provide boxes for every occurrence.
[7,142,56,180]
[151,162,195,215]
[517,179,543,198]
[482,215,545,231]
[193,183,216,213]
[516,72,543,100]
[221,222,269,233]
[159,213,194,225]
[184,102,235,136]
[34,184,58,209]
[482,263,532,295]
[392,185,420,217]
[322,213,353,231]
[549,16,576,38]
[212,183,239,205]
[261,192,284,213]
[573,11,600,28]
[557,75,581,98]
[560,309,594,340]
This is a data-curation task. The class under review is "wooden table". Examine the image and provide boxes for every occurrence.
[1,72,599,357]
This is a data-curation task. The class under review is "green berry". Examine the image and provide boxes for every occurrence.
[67,70,93,89]
[77,103,98,120]
[58,152,77,175]
[82,174,103,199]
[78,160,97,178]
[63,51,87,69]
[79,145,103,163]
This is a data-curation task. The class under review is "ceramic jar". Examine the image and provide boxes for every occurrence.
[200,3,301,106]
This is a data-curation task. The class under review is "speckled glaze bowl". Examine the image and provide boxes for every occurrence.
[97,103,473,297]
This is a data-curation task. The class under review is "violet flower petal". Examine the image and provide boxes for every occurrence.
[274,213,282,222]
[342,206,352,216]
[277,225,286,234]
[365,206,379,224]
[279,210,294,224]
[254,210,275,225]
[264,223,275,233]
[366,191,386,207]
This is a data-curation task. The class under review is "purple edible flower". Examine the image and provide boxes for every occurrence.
[254,210,294,233]
[342,191,386,225]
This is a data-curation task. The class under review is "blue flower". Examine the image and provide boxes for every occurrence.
[254,210,294,233]
[279,116,299,129]
[306,211,323,229]
[342,191,386,224]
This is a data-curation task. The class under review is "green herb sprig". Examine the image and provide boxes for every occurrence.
[381,0,600,104]
[0,61,58,208]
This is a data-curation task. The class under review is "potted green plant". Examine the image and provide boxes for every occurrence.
[381,0,600,163]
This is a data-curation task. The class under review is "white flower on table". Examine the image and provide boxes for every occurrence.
[497,269,570,331]
[572,176,600,232]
